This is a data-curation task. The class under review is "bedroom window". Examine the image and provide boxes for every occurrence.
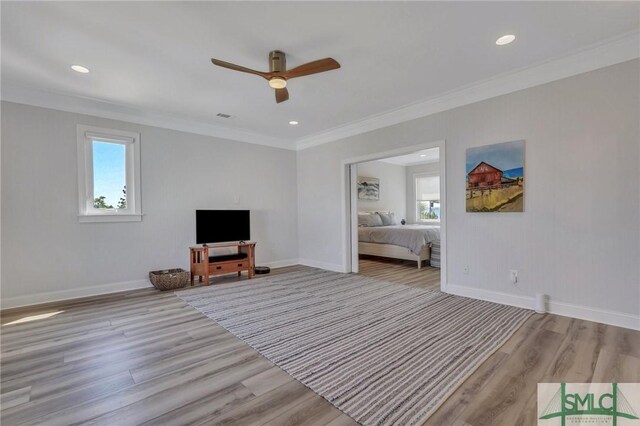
[416,174,440,222]
[77,125,141,223]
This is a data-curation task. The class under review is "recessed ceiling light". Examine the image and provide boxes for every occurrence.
[496,35,516,46]
[420,154,427,157]
[71,65,90,74]
[289,121,299,126]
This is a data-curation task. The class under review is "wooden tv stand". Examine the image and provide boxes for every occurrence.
[189,242,256,286]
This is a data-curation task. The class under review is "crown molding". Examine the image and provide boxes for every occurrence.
[3,31,638,152]
[296,30,640,151]
[0,83,296,150]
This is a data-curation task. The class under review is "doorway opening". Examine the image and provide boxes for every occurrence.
[342,141,446,291]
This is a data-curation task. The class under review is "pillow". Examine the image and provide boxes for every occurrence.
[358,213,383,227]
[357,213,371,227]
[377,212,397,226]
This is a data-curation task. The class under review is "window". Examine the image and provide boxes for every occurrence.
[416,174,440,221]
[77,125,141,222]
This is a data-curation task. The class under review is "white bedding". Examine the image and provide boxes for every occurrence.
[358,224,440,255]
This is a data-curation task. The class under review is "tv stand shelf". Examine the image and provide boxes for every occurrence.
[208,253,247,262]
[189,242,256,285]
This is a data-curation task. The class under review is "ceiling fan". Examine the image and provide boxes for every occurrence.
[211,50,340,104]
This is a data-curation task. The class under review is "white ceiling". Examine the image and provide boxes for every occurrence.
[2,2,639,150]
[378,148,439,167]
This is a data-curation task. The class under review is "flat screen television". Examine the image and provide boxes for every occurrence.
[196,210,250,244]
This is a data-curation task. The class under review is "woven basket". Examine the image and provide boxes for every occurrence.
[149,268,189,291]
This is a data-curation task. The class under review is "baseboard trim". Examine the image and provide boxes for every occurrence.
[7,268,635,330]
[1,279,153,310]
[0,259,306,311]
[297,258,347,273]
[446,284,534,310]
[547,300,640,332]
[446,284,640,331]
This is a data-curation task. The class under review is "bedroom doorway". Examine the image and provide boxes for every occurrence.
[342,141,446,292]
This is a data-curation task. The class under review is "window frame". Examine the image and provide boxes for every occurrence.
[76,125,142,223]
[414,172,440,223]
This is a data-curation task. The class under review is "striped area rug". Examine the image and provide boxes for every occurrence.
[177,269,532,425]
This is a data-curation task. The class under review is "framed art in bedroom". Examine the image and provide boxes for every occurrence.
[357,176,380,200]
[466,140,525,212]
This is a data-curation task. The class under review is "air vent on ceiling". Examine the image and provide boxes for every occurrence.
[216,113,232,119]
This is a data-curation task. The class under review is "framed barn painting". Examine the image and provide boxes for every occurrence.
[357,176,380,201]
[466,140,525,212]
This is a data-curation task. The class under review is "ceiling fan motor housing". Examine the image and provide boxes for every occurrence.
[269,50,286,73]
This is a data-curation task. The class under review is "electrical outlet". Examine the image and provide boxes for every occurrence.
[510,270,518,284]
[463,265,469,275]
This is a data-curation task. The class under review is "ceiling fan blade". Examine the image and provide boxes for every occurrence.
[283,58,340,80]
[275,87,289,103]
[211,58,271,80]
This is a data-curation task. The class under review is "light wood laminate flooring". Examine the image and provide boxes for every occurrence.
[1,262,638,425]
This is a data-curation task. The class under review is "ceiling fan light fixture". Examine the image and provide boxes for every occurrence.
[268,77,287,89]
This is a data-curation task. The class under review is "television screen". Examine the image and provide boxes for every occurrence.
[196,210,250,244]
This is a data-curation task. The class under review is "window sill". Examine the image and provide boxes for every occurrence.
[78,214,143,223]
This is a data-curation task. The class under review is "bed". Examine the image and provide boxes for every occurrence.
[358,224,440,269]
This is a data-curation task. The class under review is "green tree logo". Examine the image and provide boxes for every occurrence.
[539,383,639,426]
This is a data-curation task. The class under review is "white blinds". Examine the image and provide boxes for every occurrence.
[416,175,439,201]
[85,131,134,144]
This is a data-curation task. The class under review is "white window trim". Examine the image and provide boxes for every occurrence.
[77,125,142,223]
[414,172,440,224]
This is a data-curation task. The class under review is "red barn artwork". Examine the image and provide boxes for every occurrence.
[465,140,525,212]
[467,162,503,189]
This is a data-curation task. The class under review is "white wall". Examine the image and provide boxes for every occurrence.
[405,162,439,224]
[356,160,406,220]
[297,60,640,327]
[1,102,299,307]
[2,61,638,329]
